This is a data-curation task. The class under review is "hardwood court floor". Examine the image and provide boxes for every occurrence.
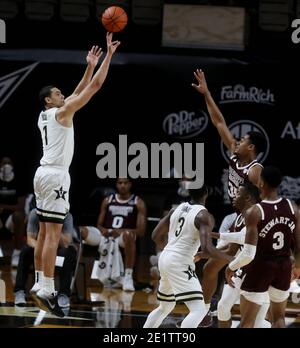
[0,265,300,328]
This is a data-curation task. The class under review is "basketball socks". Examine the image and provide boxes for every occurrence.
[43,276,55,295]
[35,271,44,287]
[125,268,133,277]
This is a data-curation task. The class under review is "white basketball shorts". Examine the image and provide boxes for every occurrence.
[157,250,204,303]
[34,165,70,223]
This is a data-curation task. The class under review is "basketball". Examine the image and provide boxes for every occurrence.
[101,6,128,33]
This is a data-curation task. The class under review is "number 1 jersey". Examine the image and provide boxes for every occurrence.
[38,107,74,170]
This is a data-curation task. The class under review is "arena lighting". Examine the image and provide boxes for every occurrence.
[162,4,246,50]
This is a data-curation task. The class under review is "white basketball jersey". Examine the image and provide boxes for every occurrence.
[38,107,74,169]
[164,202,206,257]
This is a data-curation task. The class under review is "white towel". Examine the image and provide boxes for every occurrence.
[97,235,124,284]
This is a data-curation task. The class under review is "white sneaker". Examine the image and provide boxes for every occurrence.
[122,275,135,292]
[14,290,26,306]
[11,249,20,268]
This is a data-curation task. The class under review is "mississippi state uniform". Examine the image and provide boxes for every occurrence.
[157,202,205,303]
[103,193,138,247]
[34,107,74,223]
[228,154,262,202]
[241,198,296,298]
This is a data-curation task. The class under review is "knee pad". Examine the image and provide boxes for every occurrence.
[84,226,101,246]
[217,301,232,321]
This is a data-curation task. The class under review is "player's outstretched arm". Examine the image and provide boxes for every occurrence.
[192,69,236,153]
[66,45,103,101]
[227,206,259,273]
[57,32,120,125]
[196,210,233,262]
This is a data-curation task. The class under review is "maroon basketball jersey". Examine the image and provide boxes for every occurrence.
[255,198,296,258]
[230,213,245,232]
[228,154,262,202]
[103,193,138,229]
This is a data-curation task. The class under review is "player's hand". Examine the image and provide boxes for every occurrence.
[86,45,103,67]
[101,228,110,238]
[291,265,300,281]
[211,232,220,239]
[194,252,202,263]
[191,69,209,95]
[106,32,121,55]
[111,229,122,238]
[225,266,235,288]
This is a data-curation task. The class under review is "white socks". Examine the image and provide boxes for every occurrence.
[35,271,44,287]
[125,268,133,277]
[43,276,55,294]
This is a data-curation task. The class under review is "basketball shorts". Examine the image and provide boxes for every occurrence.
[34,165,70,223]
[157,250,204,303]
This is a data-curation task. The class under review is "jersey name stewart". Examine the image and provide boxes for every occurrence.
[255,198,296,258]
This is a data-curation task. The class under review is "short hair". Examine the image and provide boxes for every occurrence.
[261,166,282,189]
[247,131,266,156]
[241,182,260,203]
[189,184,208,201]
[39,85,55,108]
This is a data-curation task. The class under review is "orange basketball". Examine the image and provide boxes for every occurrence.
[101,6,128,33]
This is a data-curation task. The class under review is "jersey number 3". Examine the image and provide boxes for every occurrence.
[175,217,185,237]
[272,231,284,250]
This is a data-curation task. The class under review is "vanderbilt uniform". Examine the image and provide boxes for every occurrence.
[34,107,74,223]
[228,154,262,202]
[157,202,205,303]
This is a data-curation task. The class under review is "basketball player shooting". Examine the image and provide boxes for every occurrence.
[31,33,120,317]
